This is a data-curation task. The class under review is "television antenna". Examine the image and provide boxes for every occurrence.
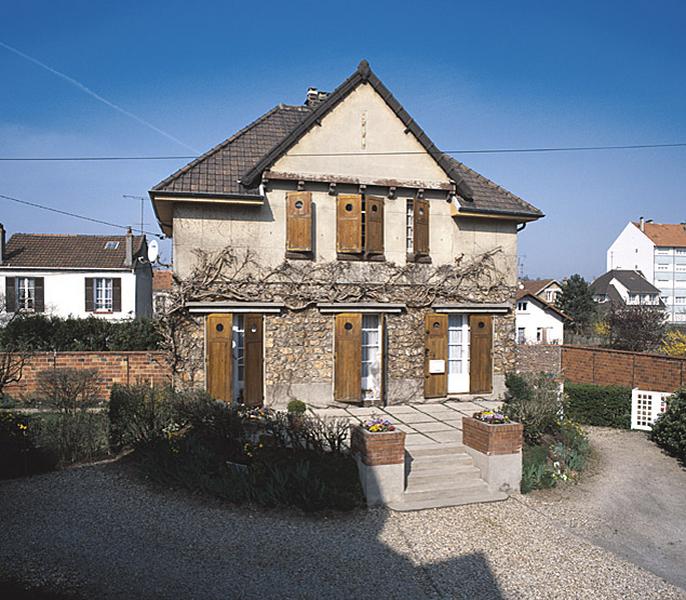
[123,194,146,234]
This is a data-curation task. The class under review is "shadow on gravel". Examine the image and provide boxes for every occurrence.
[0,462,506,599]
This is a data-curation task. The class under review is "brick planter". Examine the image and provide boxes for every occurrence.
[350,426,406,466]
[462,417,523,456]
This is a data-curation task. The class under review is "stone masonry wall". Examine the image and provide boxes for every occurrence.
[515,344,563,375]
[5,351,171,402]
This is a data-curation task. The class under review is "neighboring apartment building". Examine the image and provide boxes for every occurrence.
[0,225,153,319]
[607,218,686,322]
[590,269,663,309]
[149,61,543,408]
[518,278,562,305]
[515,290,567,345]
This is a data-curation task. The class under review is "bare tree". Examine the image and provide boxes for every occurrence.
[0,295,32,399]
[608,304,667,352]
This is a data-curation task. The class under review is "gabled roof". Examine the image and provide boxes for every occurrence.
[515,290,569,321]
[149,60,543,235]
[633,222,686,248]
[590,269,662,295]
[1,234,145,270]
[518,278,559,297]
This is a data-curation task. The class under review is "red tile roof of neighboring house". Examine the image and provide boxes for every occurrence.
[515,290,569,320]
[152,269,173,291]
[1,233,145,270]
[633,222,686,248]
[518,279,557,297]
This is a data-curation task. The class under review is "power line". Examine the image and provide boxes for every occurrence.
[0,142,685,162]
[0,192,164,239]
[0,40,199,153]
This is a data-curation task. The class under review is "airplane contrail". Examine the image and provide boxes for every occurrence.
[0,40,199,153]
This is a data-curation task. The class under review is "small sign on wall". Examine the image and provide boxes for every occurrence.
[429,359,446,374]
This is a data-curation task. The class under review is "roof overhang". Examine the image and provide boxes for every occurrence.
[450,202,544,223]
[317,302,405,314]
[149,191,265,237]
[432,303,511,314]
[186,301,284,314]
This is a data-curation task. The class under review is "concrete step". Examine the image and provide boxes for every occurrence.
[407,453,474,473]
[388,481,508,512]
[406,465,482,492]
[406,443,466,458]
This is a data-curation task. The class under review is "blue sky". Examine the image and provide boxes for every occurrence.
[1,0,685,278]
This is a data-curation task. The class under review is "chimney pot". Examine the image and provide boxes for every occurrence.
[639,216,645,232]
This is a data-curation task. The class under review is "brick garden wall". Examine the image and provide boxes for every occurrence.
[5,351,172,401]
[561,346,686,393]
[515,344,562,374]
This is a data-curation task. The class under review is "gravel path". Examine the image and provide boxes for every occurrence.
[522,426,686,591]
[1,461,684,599]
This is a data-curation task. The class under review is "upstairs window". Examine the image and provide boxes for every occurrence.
[285,191,313,258]
[85,277,121,313]
[104,241,120,250]
[517,301,528,311]
[336,194,384,259]
[406,197,430,262]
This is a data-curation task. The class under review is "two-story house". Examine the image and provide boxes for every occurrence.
[0,225,153,319]
[590,269,663,310]
[607,218,686,322]
[515,289,567,345]
[149,61,543,408]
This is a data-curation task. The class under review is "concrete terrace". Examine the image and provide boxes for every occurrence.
[312,400,503,447]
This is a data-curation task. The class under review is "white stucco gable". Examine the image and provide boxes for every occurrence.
[272,83,451,187]
[607,222,655,281]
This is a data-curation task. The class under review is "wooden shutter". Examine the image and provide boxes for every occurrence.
[365,195,384,255]
[286,192,313,253]
[334,312,362,403]
[336,195,362,253]
[34,278,44,312]
[414,198,430,256]
[243,314,264,407]
[112,278,122,312]
[424,313,448,398]
[469,315,493,394]
[5,277,16,312]
[207,313,233,402]
[84,278,94,312]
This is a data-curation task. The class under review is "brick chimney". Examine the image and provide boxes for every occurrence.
[305,87,329,108]
[0,223,4,264]
[124,227,134,268]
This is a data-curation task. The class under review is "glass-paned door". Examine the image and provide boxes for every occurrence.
[232,315,245,403]
[361,314,381,402]
[448,314,470,394]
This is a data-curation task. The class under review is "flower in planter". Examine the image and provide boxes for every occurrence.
[472,410,510,424]
[362,417,396,433]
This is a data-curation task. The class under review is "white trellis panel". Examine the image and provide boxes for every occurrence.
[631,389,670,431]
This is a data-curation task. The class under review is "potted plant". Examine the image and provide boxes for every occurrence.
[287,399,307,429]
[462,410,523,456]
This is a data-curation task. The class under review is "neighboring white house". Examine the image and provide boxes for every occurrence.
[607,218,686,322]
[0,225,153,319]
[590,269,663,308]
[515,290,567,345]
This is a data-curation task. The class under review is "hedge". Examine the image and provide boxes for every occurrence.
[564,382,631,429]
[649,390,686,463]
[0,314,162,351]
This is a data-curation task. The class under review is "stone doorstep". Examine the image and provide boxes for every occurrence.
[426,431,463,444]
[404,434,437,447]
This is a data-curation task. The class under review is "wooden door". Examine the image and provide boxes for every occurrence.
[207,313,233,402]
[334,313,362,403]
[469,315,493,394]
[243,314,264,407]
[424,313,448,398]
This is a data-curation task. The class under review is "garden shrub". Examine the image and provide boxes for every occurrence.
[34,411,109,466]
[287,399,306,415]
[109,384,181,452]
[0,314,162,352]
[0,412,57,478]
[521,445,555,493]
[564,382,631,429]
[649,390,686,463]
[503,372,561,445]
[38,368,100,413]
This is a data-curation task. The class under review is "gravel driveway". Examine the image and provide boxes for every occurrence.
[523,426,686,591]
[1,459,684,599]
